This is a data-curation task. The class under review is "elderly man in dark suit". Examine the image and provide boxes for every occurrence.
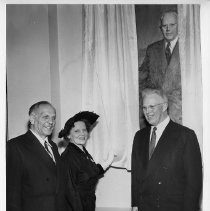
[139,10,181,126]
[7,101,66,211]
[131,88,202,211]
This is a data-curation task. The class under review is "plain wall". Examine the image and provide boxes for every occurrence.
[7,4,131,209]
[7,5,52,138]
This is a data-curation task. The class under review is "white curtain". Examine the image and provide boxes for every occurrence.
[82,5,139,169]
[178,5,203,151]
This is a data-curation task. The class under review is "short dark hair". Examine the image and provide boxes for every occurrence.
[29,101,55,115]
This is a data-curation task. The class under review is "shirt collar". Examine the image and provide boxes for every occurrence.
[151,115,170,131]
[165,36,178,51]
[30,129,51,147]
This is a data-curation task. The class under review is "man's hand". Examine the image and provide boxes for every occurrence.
[132,206,138,211]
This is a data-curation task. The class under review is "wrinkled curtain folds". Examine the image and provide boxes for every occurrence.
[82,5,139,169]
[178,5,203,150]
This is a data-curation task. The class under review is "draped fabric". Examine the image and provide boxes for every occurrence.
[178,5,203,150]
[82,5,139,169]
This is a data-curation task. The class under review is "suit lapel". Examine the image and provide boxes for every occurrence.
[161,40,179,70]
[159,40,168,74]
[168,41,179,68]
[25,131,56,170]
[137,127,150,182]
[49,139,60,163]
[49,139,62,194]
[146,121,174,176]
[140,128,150,170]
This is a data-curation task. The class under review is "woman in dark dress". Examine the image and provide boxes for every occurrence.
[59,111,115,211]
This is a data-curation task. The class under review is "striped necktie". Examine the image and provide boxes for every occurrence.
[165,41,171,64]
[149,127,157,159]
[44,141,55,163]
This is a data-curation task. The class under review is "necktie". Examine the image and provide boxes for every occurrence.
[44,141,55,163]
[165,41,171,64]
[149,127,157,159]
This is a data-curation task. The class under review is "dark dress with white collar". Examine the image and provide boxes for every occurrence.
[61,143,104,211]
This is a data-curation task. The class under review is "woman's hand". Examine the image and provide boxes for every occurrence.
[100,150,117,170]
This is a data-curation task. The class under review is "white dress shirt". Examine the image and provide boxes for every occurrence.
[165,36,178,54]
[150,116,170,147]
[30,129,56,163]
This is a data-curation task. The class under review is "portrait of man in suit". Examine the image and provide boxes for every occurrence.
[138,9,181,127]
[131,88,202,211]
[6,101,66,211]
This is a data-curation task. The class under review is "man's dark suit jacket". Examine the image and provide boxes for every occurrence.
[139,39,182,125]
[131,120,202,211]
[6,130,66,211]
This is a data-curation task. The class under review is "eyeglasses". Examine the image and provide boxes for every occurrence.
[142,103,165,112]
[160,23,177,30]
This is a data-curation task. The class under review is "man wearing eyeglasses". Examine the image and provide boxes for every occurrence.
[131,88,202,211]
[139,10,181,127]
